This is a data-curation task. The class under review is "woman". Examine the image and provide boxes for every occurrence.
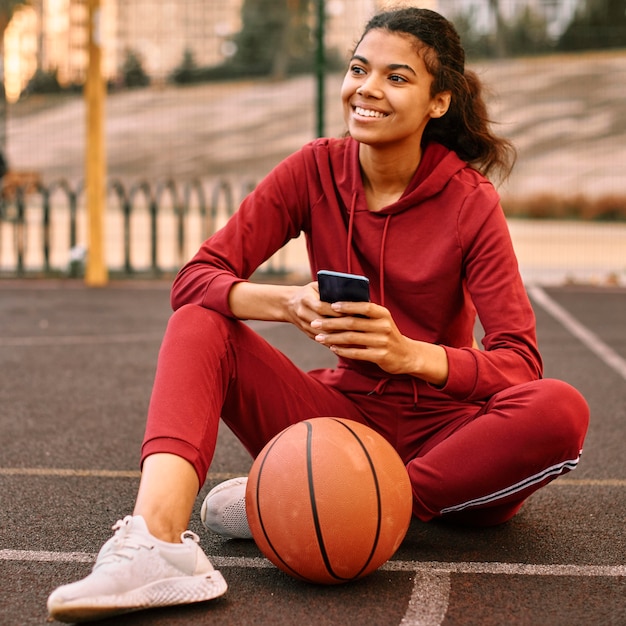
[48,7,589,622]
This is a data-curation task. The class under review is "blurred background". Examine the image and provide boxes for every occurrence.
[0,0,624,279]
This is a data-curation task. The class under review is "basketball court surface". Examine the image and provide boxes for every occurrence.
[1,280,624,625]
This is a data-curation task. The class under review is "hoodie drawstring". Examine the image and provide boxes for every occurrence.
[378,215,391,308]
[346,194,357,275]
[346,193,391,309]
[411,377,419,408]
[368,375,419,409]
[345,193,418,409]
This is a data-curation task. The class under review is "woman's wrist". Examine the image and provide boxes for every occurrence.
[406,339,449,387]
[228,282,297,322]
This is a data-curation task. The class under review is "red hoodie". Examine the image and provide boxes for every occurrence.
[171,137,543,403]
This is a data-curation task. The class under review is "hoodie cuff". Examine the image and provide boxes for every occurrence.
[436,345,479,400]
[201,272,247,318]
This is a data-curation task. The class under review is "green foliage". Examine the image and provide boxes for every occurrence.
[170,48,200,84]
[453,0,626,58]
[22,68,61,95]
[451,10,495,59]
[169,1,346,85]
[558,0,626,51]
[120,48,150,88]
[453,5,553,59]
[228,0,316,78]
[507,6,553,55]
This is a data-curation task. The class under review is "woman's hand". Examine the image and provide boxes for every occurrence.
[310,301,449,385]
[228,281,448,385]
[283,281,340,339]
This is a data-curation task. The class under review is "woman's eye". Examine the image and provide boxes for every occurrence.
[351,65,366,75]
[389,74,407,83]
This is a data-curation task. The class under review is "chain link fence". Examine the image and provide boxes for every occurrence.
[2,1,624,277]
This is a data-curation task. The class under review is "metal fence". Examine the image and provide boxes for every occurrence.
[0,177,296,278]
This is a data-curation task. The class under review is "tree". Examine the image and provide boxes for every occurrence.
[120,48,150,88]
[170,48,199,84]
[0,0,29,154]
[559,0,626,50]
[488,0,507,58]
[507,6,552,56]
[229,0,314,79]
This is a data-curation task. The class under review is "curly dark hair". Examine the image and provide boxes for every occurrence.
[356,7,516,182]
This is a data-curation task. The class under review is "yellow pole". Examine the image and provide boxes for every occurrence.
[85,0,108,286]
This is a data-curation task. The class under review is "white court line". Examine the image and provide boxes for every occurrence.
[0,333,163,347]
[1,467,624,486]
[3,289,621,626]
[0,468,141,478]
[400,571,450,626]
[3,554,623,626]
[0,321,273,348]
[0,468,237,481]
[2,549,624,577]
[528,285,626,381]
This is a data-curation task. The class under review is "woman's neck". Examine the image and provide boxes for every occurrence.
[359,143,422,212]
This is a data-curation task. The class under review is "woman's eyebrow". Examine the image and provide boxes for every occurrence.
[350,55,416,76]
[388,63,416,76]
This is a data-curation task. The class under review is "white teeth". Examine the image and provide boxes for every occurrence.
[354,106,386,118]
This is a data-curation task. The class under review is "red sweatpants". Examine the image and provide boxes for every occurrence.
[141,305,589,526]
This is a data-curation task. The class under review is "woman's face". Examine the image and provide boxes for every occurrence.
[341,29,450,150]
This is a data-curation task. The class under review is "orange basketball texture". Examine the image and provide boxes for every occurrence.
[245,417,412,584]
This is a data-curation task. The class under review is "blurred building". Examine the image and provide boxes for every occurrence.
[4,0,437,102]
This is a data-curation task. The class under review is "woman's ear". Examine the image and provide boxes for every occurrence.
[430,91,451,118]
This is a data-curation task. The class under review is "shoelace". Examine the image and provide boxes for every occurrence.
[96,516,155,567]
[94,517,202,570]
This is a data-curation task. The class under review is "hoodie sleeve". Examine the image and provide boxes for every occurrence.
[439,181,543,401]
[170,150,310,314]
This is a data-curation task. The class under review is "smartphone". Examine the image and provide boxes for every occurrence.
[317,270,370,303]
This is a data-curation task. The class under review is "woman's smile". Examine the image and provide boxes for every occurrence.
[352,105,389,120]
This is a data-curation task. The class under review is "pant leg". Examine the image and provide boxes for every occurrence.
[140,304,367,487]
[407,378,590,526]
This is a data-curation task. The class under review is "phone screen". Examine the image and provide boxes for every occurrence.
[317,270,370,303]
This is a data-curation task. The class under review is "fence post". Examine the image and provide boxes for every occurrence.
[150,191,159,275]
[42,186,51,274]
[15,189,25,275]
[85,0,108,286]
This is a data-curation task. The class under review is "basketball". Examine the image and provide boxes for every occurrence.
[245,417,412,584]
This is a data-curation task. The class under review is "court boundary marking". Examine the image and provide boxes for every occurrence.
[0,467,624,486]
[3,288,624,624]
[0,332,164,347]
[1,550,624,577]
[2,551,623,626]
[528,285,626,381]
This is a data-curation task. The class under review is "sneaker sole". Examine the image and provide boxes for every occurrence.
[48,570,228,623]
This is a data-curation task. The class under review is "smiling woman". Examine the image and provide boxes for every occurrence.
[47,7,589,623]
[341,28,453,210]
[343,8,515,186]
[342,29,449,158]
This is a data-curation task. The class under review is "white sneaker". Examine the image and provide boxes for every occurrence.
[201,477,252,539]
[47,515,227,623]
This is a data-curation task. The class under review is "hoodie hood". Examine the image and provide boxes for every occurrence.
[330,138,467,308]
[334,138,467,218]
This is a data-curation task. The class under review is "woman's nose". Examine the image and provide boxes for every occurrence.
[356,77,382,98]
